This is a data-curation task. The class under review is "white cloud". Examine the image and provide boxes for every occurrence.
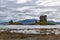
[37,0,60,6]
[0,0,60,22]
[17,7,30,11]
[16,0,32,3]
[16,0,27,3]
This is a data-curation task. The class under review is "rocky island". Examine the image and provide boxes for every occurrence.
[34,15,55,25]
[8,15,55,25]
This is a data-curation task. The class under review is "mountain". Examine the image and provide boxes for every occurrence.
[48,21,60,25]
[53,22,60,25]
[19,19,38,25]
[0,22,9,25]
[19,19,60,25]
[0,19,60,25]
[0,19,38,25]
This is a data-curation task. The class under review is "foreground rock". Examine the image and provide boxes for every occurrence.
[0,31,60,40]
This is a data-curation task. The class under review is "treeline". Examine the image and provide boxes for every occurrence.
[9,20,22,25]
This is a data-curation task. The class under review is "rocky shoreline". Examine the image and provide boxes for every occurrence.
[0,31,60,40]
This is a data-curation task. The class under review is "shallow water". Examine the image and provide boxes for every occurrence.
[0,25,60,29]
[0,25,60,34]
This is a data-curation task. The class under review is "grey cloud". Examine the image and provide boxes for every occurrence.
[0,0,60,22]
[16,0,38,8]
[34,5,60,9]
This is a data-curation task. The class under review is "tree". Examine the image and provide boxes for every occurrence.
[9,20,13,24]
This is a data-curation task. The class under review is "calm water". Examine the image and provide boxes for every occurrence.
[0,25,60,34]
[0,25,60,29]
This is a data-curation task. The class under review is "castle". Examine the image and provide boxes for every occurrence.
[40,15,47,22]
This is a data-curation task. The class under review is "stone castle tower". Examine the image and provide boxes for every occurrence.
[40,15,47,22]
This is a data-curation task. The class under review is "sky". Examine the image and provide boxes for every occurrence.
[0,0,60,22]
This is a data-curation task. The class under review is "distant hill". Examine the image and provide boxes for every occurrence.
[19,19,37,25]
[55,22,60,25]
[0,22,9,25]
[0,19,60,25]
[0,19,38,25]
[48,21,60,25]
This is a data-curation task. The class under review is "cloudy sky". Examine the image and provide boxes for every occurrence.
[0,0,60,22]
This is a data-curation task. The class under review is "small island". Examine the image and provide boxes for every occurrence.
[9,20,22,25]
[9,15,55,25]
[34,15,55,25]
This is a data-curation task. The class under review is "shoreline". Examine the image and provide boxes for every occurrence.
[0,31,60,40]
[0,28,60,40]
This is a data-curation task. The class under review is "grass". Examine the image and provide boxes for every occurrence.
[34,21,55,25]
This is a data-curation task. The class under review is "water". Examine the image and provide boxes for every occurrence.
[0,25,60,34]
[0,25,60,29]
